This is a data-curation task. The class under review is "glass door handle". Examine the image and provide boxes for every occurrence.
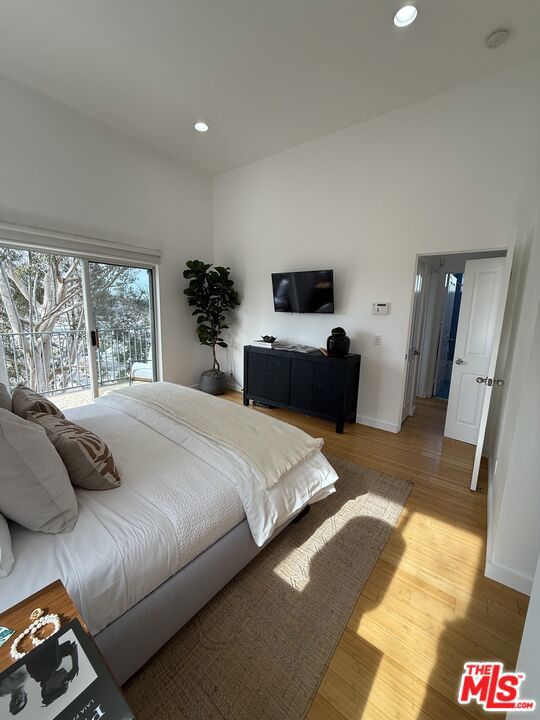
[455,358,464,365]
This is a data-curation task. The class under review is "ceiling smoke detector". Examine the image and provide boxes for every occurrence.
[485,29,509,49]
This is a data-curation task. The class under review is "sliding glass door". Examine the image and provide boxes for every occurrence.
[87,261,156,396]
[0,246,94,409]
[0,244,156,407]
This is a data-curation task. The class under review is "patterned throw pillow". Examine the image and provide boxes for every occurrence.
[12,384,64,419]
[26,412,121,491]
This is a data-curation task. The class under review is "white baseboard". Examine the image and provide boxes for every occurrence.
[356,415,400,434]
[485,456,533,595]
[485,560,532,595]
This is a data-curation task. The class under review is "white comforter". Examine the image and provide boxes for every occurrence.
[1,396,337,635]
[99,384,336,546]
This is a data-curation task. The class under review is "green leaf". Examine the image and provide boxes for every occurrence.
[183,259,240,347]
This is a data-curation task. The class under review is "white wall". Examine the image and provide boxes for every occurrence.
[213,60,540,432]
[0,74,213,385]
[485,197,540,592]
[509,552,540,718]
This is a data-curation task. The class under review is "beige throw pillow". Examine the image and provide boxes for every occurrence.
[0,409,78,533]
[27,412,121,491]
[0,383,11,412]
[12,384,64,419]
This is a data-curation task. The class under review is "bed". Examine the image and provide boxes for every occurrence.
[1,383,337,683]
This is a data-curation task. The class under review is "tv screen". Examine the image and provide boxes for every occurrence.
[272,270,334,313]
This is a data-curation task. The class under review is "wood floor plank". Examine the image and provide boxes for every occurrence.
[305,694,348,720]
[222,392,528,720]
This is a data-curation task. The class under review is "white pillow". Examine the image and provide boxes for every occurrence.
[0,512,14,577]
[0,409,78,533]
[0,383,11,412]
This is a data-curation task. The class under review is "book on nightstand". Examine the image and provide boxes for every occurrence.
[0,619,133,720]
[251,340,282,348]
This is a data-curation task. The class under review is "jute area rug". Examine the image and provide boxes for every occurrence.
[124,456,411,719]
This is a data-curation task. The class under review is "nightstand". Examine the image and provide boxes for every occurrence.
[0,580,86,673]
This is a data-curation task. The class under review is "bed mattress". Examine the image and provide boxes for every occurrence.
[1,401,335,636]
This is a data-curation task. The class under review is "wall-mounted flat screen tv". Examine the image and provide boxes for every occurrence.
[272,269,334,313]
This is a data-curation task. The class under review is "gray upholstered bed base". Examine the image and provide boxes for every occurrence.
[94,513,294,685]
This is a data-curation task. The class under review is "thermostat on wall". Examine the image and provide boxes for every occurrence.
[372,302,390,315]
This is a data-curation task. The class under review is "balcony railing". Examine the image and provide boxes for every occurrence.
[0,326,152,396]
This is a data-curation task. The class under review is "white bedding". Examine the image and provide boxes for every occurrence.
[0,398,337,635]
[99,384,336,546]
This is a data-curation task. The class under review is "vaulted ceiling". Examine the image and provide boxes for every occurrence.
[1,0,539,175]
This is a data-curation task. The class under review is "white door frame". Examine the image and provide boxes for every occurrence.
[401,246,511,448]
[81,259,99,400]
[402,261,428,422]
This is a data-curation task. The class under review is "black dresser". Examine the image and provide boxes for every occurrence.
[243,345,361,433]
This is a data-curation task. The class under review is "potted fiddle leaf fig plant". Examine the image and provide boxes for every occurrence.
[183,260,240,395]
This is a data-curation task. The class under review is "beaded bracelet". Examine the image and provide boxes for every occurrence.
[10,608,61,660]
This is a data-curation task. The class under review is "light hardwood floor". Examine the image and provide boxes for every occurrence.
[224,391,528,720]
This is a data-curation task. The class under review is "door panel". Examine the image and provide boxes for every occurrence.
[445,257,505,444]
[290,359,314,410]
[265,355,291,404]
[454,371,485,427]
[465,271,498,356]
[247,352,267,398]
[88,262,155,396]
[470,245,515,490]
[312,363,339,415]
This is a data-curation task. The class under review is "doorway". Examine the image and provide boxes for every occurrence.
[433,272,462,400]
[402,249,511,487]
[0,245,157,408]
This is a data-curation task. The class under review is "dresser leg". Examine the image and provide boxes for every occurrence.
[243,396,249,406]
[336,419,344,434]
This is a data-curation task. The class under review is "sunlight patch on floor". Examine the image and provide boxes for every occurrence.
[272,497,370,592]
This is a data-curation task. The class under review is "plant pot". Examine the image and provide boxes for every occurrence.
[200,369,227,395]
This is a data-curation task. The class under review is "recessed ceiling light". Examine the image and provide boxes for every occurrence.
[394,5,418,27]
[194,121,209,133]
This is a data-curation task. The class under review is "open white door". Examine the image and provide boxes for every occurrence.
[469,248,514,491]
[445,256,506,443]
[442,252,513,490]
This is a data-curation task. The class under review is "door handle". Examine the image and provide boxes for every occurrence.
[476,377,493,386]
[455,358,464,365]
[413,350,421,356]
